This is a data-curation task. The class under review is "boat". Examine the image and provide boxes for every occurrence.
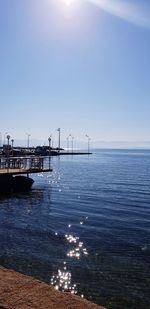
[0,156,52,195]
[0,174,34,195]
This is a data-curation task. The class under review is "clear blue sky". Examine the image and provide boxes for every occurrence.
[0,0,150,146]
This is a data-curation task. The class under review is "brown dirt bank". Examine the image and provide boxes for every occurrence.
[0,267,106,309]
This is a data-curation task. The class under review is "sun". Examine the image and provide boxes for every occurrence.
[64,0,75,6]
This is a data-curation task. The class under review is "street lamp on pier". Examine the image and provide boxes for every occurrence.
[85,134,91,154]
[26,133,31,150]
[57,128,61,152]
[67,134,71,152]
[7,134,10,145]
[11,139,14,156]
[48,136,51,169]
[48,136,51,153]
[71,135,74,153]
[7,134,11,157]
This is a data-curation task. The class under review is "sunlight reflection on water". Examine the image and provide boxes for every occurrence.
[66,234,88,259]
[51,263,77,294]
[50,229,88,294]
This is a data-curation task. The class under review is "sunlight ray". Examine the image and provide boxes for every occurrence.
[87,0,150,29]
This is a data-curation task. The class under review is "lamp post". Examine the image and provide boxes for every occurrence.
[71,135,74,153]
[7,134,10,157]
[26,133,31,150]
[7,134,10,145]
[57,128,61,152]
[85,134,90,154]
[48,136,51,169]
[11,139,14,156]
[48,136,51,153]
[67,134,71,152]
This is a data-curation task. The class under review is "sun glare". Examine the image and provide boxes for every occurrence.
[64,0,74,6]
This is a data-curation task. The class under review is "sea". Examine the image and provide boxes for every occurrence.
[0,149,150,309]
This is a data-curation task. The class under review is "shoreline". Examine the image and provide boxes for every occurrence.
[0,266,106,309]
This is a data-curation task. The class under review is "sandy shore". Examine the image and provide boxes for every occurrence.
[0,267,106,309]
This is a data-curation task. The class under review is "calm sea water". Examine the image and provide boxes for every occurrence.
[0,149,150,309]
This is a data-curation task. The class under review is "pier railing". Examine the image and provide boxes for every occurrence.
[0,156,52,175]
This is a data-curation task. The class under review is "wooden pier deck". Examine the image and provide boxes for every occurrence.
[0,167,52,175]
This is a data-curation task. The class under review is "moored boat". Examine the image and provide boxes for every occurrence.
[0,174,34,195]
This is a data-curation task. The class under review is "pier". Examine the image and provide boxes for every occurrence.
[0,156,52,175]
[0,142,91,194]
[0,146,92,157]
[59,151,92,155]
[0,156,52,194]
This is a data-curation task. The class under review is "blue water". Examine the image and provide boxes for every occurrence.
[0,149,150,309]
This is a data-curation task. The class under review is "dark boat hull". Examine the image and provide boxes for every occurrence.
[0,175,34,195]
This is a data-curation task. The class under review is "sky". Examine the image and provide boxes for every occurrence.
[0,0,150,147]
